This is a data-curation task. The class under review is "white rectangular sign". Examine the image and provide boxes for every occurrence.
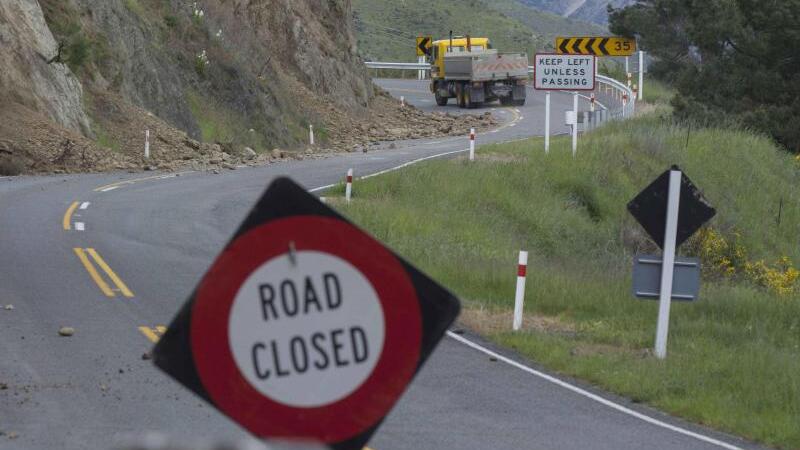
[534,53,595,91]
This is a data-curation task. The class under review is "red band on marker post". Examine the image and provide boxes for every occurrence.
[346,175,353,183]
[517,264,527,277]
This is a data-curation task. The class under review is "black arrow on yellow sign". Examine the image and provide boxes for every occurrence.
[556,37,635,56]
[416,36,432,57]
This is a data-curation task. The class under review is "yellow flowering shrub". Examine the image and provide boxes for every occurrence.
[694,228,798,296]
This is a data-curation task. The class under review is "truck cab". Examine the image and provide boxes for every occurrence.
[431,37,491,80]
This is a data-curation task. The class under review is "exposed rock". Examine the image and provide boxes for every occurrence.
[0,0,90,134]
[58,327,74,337]
[243,147,256,159]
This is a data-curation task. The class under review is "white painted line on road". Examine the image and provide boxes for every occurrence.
[80,202,91,210]
[100,186,120,192]
[75,222,85,231]
[446,331,744,450]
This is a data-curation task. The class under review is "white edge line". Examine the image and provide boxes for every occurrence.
[75,222,85,231]
[79,202,90,210]
[446,332,743,450]
[305,133,745,450]
[100,186,120,192]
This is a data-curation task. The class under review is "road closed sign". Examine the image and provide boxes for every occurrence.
[534,53,596,91]
[152,177,460,450]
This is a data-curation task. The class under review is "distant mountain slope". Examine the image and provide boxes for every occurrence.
[517,0,635,25]
[352,0,604,62]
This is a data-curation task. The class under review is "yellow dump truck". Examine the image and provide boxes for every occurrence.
[427,36,529,108]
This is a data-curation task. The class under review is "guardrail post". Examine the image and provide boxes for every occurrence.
[145,129,150,159]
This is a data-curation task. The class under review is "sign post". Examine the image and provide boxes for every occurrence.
[627,166,716,359]
[151,177,460,449]
[654,169,681,359]
[544,91,551,154]
[638,50,645,102]
[572,92,578,157]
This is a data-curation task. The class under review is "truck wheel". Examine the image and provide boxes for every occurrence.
[457,86,467,109]
[499,96,513,106]
[435,91,448,106]
[464,89,473,109]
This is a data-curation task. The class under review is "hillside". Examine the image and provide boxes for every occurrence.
[352,0,604,62]
[519,0,636,25]
[0,0,479,175]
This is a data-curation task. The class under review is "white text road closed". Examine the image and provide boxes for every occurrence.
[534,53,596,91]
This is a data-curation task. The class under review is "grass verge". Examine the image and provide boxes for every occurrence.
[333,112,800,449]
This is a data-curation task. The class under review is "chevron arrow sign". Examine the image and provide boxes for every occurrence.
[556,37,636,56]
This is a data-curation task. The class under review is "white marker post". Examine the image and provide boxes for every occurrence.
[144,129,150,159]
[400,96,405,107]
[572,92,578,157]
[309,125,315,146]
[513,251,528,331]
[469,128,476,161]
[655,169,682,359]
[638,50,645,102]
[544,91,551,154]
[590,93,596,113]
[345,168,353,203]
[625,56,629,74]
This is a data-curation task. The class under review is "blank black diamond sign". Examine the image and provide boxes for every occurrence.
[627,167,716,249]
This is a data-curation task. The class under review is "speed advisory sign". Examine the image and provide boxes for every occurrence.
[152,177,460,450]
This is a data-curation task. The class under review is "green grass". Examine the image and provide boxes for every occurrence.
[352,0,603,61]
[334,114,800,449]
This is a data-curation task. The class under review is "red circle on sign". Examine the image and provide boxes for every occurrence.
[190,215,422,443]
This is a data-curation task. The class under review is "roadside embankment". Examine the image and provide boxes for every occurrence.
[333,109,800,449]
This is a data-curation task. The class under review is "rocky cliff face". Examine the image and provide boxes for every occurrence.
[38,0,375,148]
[0,0,90,134]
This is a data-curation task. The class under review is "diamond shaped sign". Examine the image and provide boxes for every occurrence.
[627,166,716,249]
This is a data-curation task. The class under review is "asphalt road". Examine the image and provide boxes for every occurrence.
[0,80,765,450]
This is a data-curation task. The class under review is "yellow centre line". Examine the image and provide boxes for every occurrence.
[86,248,135,298]
[73,248,115,297]
[62,201,79,231]
[138,326,161,343]
[138,325,168,343]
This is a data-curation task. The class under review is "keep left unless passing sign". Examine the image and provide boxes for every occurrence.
[534,53,596,91]
[152,177,460,450]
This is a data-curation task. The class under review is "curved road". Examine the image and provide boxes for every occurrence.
[0,80,764,450]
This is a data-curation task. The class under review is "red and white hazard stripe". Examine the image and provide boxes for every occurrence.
[345,168,353,202]
[513,251,528,331]
[469,128,476,161]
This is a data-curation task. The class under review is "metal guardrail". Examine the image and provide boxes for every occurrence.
[365,62,430,70]
[364,61,636,120]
